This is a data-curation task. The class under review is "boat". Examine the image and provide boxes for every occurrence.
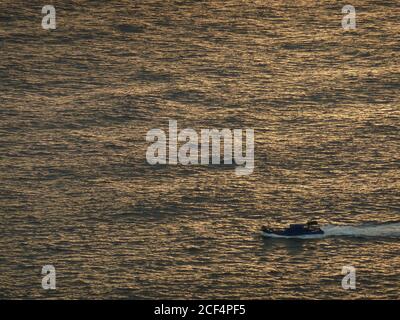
[261,220,325,239]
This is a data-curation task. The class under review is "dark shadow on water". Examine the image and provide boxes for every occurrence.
[260,236,309,255]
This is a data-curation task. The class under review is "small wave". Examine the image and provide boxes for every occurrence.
[116,24,145,33]
[321,222,400,238]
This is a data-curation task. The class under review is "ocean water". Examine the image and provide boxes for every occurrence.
[1,0,399,299]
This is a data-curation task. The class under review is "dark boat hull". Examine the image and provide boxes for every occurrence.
[261,228,325,239]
